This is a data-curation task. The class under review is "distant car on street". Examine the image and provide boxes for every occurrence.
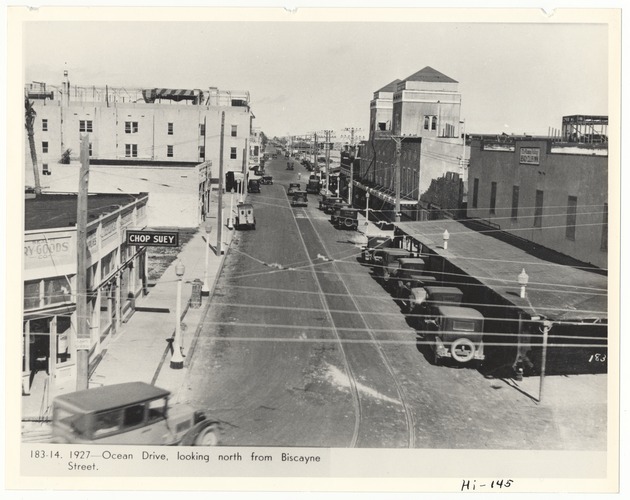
[334,208,359,230]
[290,191,308,207]
[235,203,256,230]
[248,178,261,193]
[287,183,301,196]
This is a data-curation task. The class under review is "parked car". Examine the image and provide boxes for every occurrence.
[248,179,261,193]
[330,203,353,225]
[306,177,322,194]
[286,162,294,170]
[423,305,485,365]
[335,208,359,230]
[260,175,273,185]
[361,235,392,263]
[235,203,256,229]
[372,248,416,281]
[319,195,343,211]
[51,382,220,445]
[290,191,308,207]
[287,183,301,196]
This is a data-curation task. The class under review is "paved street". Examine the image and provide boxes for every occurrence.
[179,151,607,450]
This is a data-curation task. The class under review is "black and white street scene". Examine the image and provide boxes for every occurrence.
[10,6,619,490]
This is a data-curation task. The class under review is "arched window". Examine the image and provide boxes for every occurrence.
[431,116,438,131]
[424,116,430,130]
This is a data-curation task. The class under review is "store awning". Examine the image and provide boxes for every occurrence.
[142,88,203,104]
[352,180,418,206]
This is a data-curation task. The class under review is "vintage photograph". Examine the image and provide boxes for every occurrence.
[6,4,620,493]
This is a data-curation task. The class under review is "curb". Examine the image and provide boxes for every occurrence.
[152,224,238,398]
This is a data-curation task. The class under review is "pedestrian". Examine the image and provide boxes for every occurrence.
[298,172,302,181]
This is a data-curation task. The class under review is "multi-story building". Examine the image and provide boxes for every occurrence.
[356,67,469,220]
[23,193,149,416]
[25,77,254,188]
[466,116,608,269]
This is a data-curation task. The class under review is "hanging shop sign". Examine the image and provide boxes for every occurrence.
[126,230,179,247]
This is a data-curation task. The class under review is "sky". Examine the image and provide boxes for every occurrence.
[21,12,611,139]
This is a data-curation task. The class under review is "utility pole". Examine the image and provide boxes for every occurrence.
[217,112,225,255]
[312,132,317,177]
[325,130,331,194]
[393,136,402,223]
[76,134,90,390]
[241,138,248,203]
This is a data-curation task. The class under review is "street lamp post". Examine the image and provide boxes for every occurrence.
[518,268,529,298]
[365,192,370,236]
[202,222,212,296]
[228,188,235,230]
[170,260,186,369]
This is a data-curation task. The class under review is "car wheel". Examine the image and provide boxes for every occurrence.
[450,338,476,363]
[194,423,220,446]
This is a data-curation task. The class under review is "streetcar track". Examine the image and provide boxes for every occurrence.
[302,205,417,448]
[285,192,364,448]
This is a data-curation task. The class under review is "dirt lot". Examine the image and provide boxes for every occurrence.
[146,228,198,281]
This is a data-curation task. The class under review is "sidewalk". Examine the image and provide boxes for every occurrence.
[88,191,238,399]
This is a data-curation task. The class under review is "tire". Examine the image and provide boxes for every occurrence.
[194,423,220,446]
[344,218,353,228]
[450,338,476,363]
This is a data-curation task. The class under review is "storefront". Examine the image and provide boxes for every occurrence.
[23,194,149,418]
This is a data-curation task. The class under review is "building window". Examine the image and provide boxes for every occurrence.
[125,121,139,134]
[424,116,430,130]
[431,116,437,131]
[230,147,237,160]
[199,123,205,136]
[378,122,387,131]
[167,145,174,158]
[79,120,93,133]
[489,182,497,215]
[42,141,49,153]
[601,203,608,251]
[125,144,138,158]
[42,119,48,132]
[89,143,93,157]
[168,123,174,135]
[231,125,237,137]
[42,164,50,176]
[472,178,479,209]
[511,186,519,220]
[198,146,205,160]
[534,190,544,228]
[565,196,578,240]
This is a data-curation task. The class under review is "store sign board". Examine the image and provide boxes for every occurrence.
[520,147,540,165]
[24,234,75,269]
[126,230,179,247]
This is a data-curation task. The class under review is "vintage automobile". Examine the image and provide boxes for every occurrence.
[360,235,392,263]
[247,178,261,193]
[290,191,308,207]
[286,162,294,170]
[253,168,265,177]
[335,208,359,230]
[51,382,220,445]
[235,203,256,229]
[306,177,322,194]
[372,247,416,281]
[329,203,352,223]
[396,272,439,313]
[319,195,343,211]
[272,153,278,159]
[260,175,273,185]
[423,305,485,365]
[287,183,301,196]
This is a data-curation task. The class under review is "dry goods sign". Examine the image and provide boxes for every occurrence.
[126,230,179,247]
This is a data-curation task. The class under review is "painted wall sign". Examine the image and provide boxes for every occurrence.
[126,230,179,247]
[520,147,540,165]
